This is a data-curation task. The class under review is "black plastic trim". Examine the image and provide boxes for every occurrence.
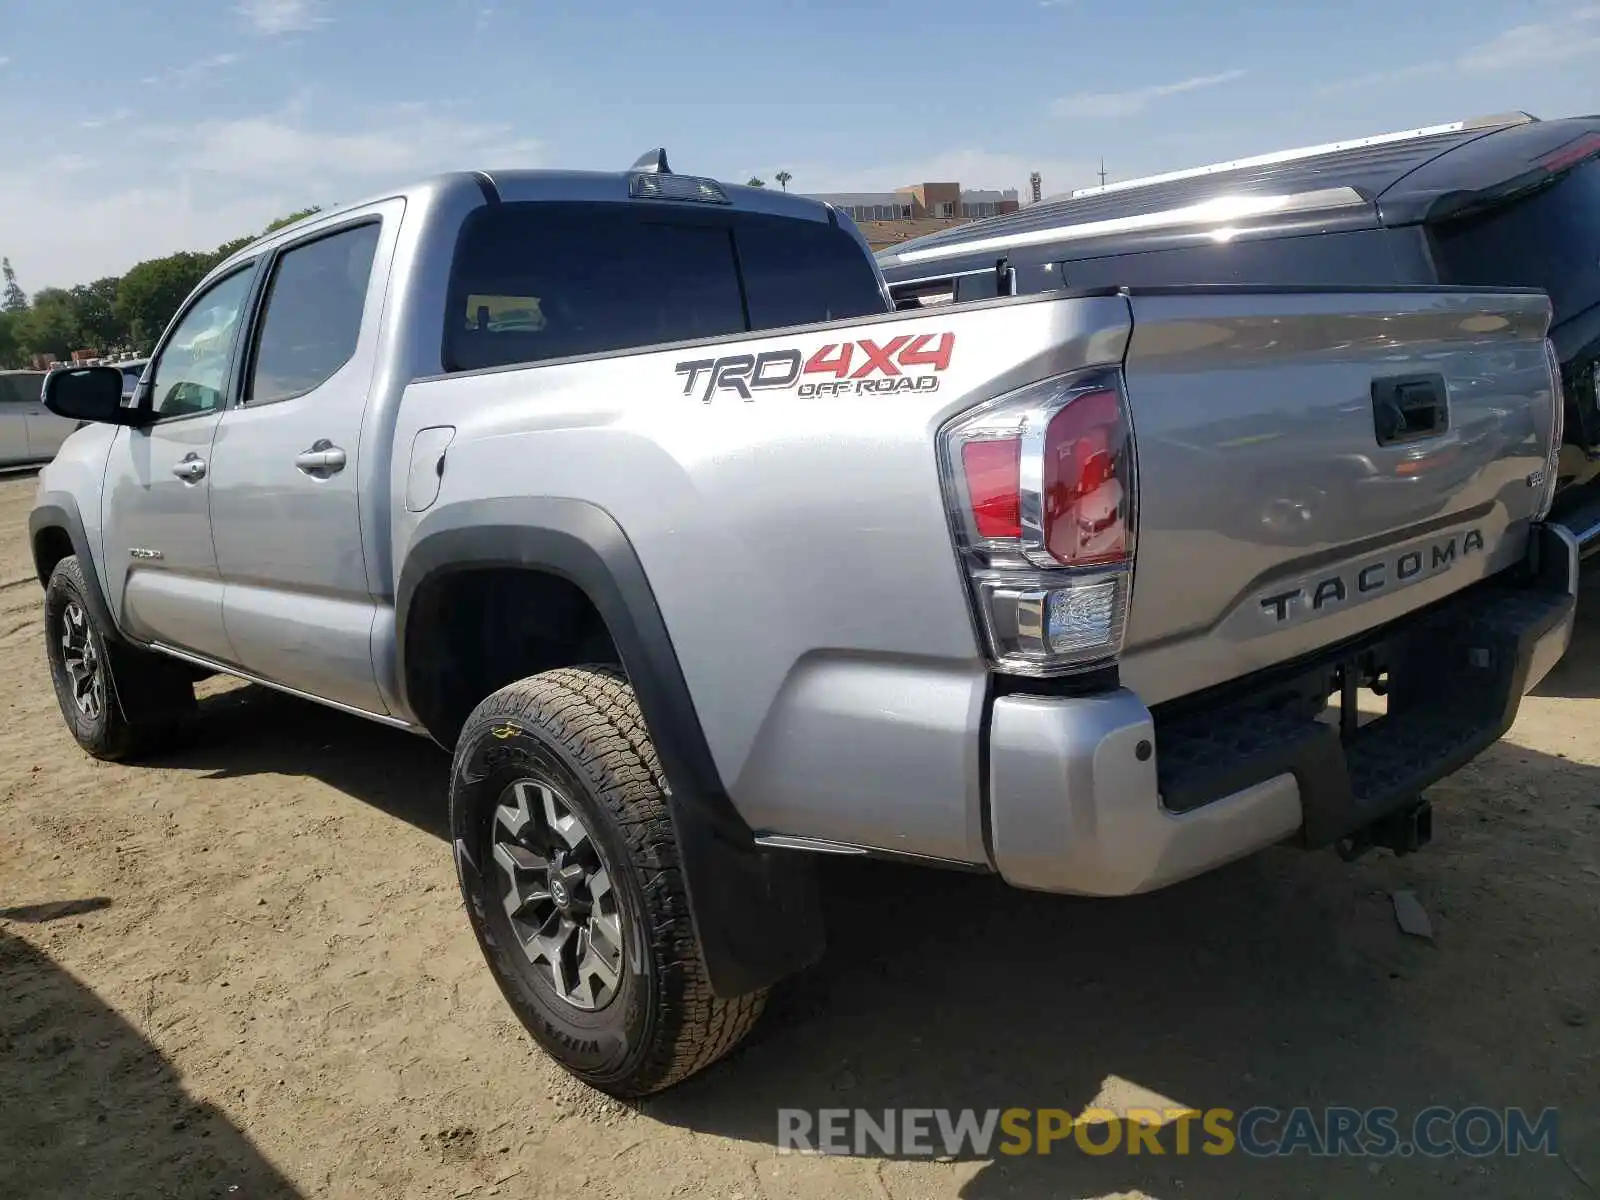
[29,493,123,643]
[395,496,825,998]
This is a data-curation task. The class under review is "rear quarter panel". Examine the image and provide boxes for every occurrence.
[1119,287,1556,705]
[392,295,1131,863]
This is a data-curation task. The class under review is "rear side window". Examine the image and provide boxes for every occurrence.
[444,202,886,373]
[248,222,381,405]
[1431,158,1600,328]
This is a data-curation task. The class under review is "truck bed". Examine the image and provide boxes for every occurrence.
[393,282,1561,872]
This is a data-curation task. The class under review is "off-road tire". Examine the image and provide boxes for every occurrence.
[43,555,197,761]
[449,666,767,1097]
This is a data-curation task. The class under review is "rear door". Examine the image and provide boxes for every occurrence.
[1116,286,1559,707]
[205,205,397,714]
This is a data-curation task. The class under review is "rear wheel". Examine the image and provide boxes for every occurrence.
[449,666,766,1097]
[43,555,196,761]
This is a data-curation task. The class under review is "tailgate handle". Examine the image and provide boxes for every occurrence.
[1372,373,1448,447]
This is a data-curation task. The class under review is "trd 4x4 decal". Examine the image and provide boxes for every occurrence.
[675,332,955,403]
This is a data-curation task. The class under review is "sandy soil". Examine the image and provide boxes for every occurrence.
[0,468,1596,1200]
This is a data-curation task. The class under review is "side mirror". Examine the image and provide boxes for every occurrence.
[43,366,141,426]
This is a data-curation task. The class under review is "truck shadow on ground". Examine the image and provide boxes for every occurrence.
[131,587,1600,1200]
[637,781,1598,1200]
[0,922,302,1200]
[158,680,453,841]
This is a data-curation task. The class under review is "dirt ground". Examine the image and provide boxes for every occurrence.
[0,467,1596,1200]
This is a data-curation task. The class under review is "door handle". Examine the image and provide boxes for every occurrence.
[294,440,347,476]
[171,454,207,482]
[1372,373,1449,446]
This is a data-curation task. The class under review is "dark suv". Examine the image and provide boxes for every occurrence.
[879,111,1600,511]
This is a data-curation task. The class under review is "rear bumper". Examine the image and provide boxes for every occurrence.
[985,522,1579,896]
[1548,479,1600,559]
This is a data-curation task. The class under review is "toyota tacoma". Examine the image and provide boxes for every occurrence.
[28,149,1581,1097]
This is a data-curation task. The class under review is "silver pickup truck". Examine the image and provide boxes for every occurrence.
[29,150,1580,1097]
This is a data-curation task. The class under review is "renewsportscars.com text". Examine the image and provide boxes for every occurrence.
[777,1106,1560,1159]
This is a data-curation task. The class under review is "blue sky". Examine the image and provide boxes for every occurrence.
[0,0,1595,287]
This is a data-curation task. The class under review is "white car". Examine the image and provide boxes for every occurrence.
[110,359,149,402]
[0,370,81,467]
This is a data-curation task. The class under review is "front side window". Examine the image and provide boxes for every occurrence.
[247,222,381,405]
[147,268,255,418]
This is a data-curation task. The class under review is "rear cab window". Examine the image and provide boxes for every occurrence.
[443,202,887,373]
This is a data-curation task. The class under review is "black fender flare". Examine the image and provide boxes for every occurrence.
[395,496,824,999]
[29,492,124,643]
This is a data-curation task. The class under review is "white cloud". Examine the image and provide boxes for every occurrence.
[1319,7,1600,94]
[78,107,133,131]
[140,53,239,88]
[1052,69,1246,119]
[0,56,11,67]
[237,0,328,35]
[1038,0,1071,8]
[1457,5,1600,70]
[0,106,540,287]
[179,110,539,182]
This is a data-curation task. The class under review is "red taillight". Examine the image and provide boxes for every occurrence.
[939,369,1135,677]
[1042,389,1128,566]
[1539,132,1600,175]
[962,438,1022,539]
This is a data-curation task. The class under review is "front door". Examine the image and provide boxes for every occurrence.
[207,212,394,714]
[101,265,257,662]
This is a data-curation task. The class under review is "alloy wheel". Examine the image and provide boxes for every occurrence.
[491,777,626,1011]
[57,601,105,721]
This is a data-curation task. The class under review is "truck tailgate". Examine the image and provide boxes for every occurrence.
[1117,287,1558,706]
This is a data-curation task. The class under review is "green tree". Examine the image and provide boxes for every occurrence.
[1,257,26,313]
[212,235,257,262]
[115,251,215,353]
[0,310,21,368]
[16,288,82,360]
[70,277,126,353]
[263,206,322,234]
[775,170,792,192]
[746,177,767,188]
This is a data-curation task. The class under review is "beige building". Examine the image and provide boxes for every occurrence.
[805,181,1021,224]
